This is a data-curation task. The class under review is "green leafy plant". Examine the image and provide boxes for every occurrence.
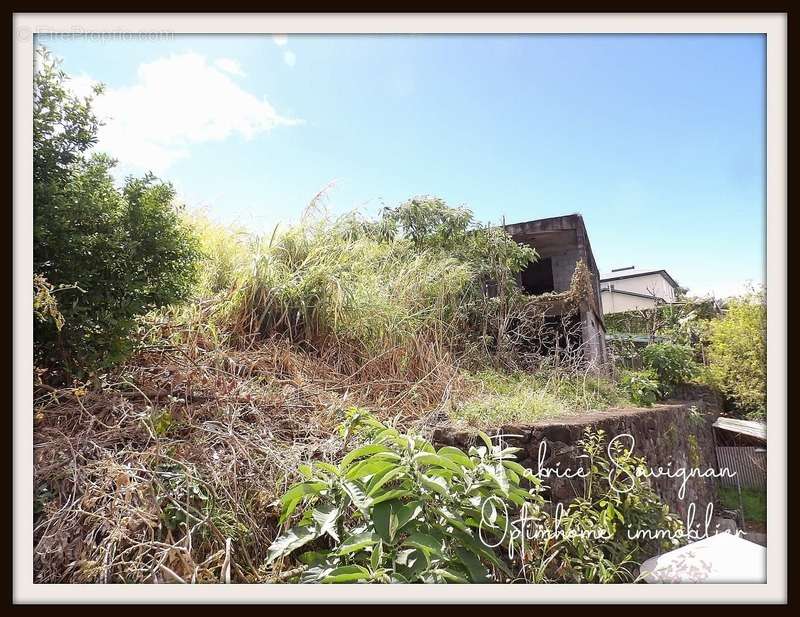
[707,290,766,419]
[539,428,684,583]
[620,370,661,407]
[641,342,698,394]
[34,48,200,376]
[266,413,685,584]
[265,408,544,583]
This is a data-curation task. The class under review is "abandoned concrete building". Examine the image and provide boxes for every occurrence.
[504,214,608,368]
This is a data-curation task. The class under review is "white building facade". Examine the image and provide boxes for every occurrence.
[599,268,680,314]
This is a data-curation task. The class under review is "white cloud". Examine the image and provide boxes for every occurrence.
[213,57,246,78]
[69,52,300,172]
[67,73,99,100]
[283,50,297,68]
[272,34,288,47]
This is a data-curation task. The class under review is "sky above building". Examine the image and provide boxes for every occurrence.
[37,33,766,298]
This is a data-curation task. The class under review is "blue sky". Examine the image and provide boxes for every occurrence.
[37,33,765,297]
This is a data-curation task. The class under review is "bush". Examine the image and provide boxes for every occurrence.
[641,342,697,394]
[266,412,684,583]
[539,428,683,582]
[33,49,200,375]
[266,408,545,583]
[707,291,766,419]
[620,370,661,407]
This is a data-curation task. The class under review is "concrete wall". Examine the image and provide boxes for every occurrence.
[434,386,722,520]
[549,246,582,293]
[581,306,608,370]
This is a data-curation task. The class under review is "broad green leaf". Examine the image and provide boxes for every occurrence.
[412,437,436,453]
[452,528,512,577]
[482,497,498,526]
[299,564,334,584]
[369,488,413,506]
[342,480,371,514]
[437,505,470,533]
[372,500,393,544]
[266,525,320,565]
[323,565,371,583]
[370,539,383,571]
[432,567,469,584]
[312,503,340,542]
[313,461,341,476]
[337,531,378,555]
[418,473,449,498]
[395,548,429,580]
[279,481,326,524]
[496,446,523,460]
[477,431,495,451]
[502,460,538,482]
[340,443,391,469]
[345,457,395,481]
[437,446,475,469]
[454,547,491,583]
[404,531,443,556]
[481,462,509,497]
[366,465,407,497]
[280,481,326,509]
[298,550,329,566]
[412,453,464,476]
[372,499,420,543]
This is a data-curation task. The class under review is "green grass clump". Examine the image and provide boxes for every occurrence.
[718,487,766,524]
[450,369,633,428]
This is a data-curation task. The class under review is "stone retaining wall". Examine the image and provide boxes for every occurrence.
[433,385,722,520]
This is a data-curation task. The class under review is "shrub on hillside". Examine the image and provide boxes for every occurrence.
[620,369,661,407]
[34,49,199,375]
[707,291,766,419]
[641,342,698,394]
[266,411,683,583]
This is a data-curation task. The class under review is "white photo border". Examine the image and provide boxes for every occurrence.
[13,11,787,604]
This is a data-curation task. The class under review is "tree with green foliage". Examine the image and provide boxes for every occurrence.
[34,49,199,376]
[707,291,766,419]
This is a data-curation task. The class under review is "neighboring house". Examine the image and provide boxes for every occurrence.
[599,266,681,314]
[504,214,607,368]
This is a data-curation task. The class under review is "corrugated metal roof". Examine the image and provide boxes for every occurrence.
[712,417,767,442]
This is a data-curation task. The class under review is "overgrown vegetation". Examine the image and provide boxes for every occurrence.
[32,55,756,585]
[707,291,767,419]
[267,413,683,583]
[640,342,698,396]
[452,369,630,427]
[620,370,661,407]
[606,290,765,419]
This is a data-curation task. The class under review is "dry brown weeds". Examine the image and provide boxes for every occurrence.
[33,331,464,583]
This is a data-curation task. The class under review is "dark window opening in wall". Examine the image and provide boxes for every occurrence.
[520,257,555,295]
